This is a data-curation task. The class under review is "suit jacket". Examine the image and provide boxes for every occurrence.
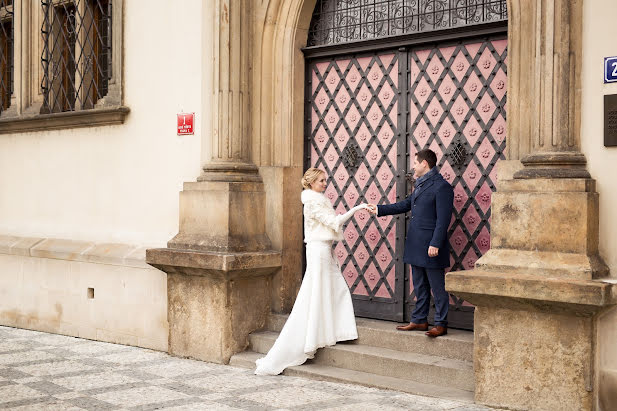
[377,170,454,269]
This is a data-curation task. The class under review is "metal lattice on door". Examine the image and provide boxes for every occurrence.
[305,36,507,329]
[307,52,406,321]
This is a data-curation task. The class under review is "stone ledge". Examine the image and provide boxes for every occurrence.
[0,235,44,256]
[498,177,595,193]
[475,249,609,280]
[146,247,282,280]
[0,106,130,134]
[183,181,265,192]
[446,270,617,316]
[0,234,152,268]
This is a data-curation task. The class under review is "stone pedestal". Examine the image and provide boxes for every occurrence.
[446,176,616,410]
[146,0,282,364]
[146,248,280,363]
[146,173,281,364]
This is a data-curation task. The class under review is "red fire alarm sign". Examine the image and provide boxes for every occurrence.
[177,113,194,135]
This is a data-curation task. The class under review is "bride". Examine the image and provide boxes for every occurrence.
[255,168,368,375]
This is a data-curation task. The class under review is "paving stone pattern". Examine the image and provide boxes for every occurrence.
[0,326,496,410]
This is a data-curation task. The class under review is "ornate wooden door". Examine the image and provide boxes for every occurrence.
[305,36,507,329]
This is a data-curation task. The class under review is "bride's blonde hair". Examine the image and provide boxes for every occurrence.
[301,168,325,190]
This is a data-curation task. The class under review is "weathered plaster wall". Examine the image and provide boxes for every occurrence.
[581,1,617,408]
[0,0,205,246]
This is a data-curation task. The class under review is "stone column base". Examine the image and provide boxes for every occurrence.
[445,171,617,410]
[447,263,616,410]
[146,248,281,363]
[474,305,594,410]
[168,180,272,253]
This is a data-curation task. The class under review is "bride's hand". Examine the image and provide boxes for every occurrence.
[356,203,370,212]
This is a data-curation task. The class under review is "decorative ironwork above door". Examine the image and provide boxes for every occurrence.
[308,0,507,47]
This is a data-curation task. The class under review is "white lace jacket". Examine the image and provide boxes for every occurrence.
[301,189,366,243]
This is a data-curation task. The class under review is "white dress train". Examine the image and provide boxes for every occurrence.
[254,190,366,376]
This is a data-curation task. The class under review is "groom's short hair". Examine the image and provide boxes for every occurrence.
[416,149,437,169]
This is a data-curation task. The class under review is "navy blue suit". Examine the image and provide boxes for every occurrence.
[377,168,454,327]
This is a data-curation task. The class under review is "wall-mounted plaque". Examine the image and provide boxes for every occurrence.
[605,57,617,83]
[605,94,617,147]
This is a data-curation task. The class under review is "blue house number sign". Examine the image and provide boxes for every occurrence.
[605,57,617,83]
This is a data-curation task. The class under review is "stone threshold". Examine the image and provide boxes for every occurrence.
[0,234,153,269]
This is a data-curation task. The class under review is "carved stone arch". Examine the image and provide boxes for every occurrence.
[252,0,317,168]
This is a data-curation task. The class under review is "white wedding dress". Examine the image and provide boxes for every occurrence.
[254,189,366,376]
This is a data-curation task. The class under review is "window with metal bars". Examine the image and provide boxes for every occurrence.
[0,0,13,114]
[308,0,508,47]
[40,0,112,113]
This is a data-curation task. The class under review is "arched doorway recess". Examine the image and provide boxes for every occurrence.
[304,0,508,329]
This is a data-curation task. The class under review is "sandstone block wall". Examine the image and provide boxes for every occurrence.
[0,235,168,351]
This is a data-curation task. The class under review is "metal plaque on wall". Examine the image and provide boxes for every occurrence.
[605,94,617,147]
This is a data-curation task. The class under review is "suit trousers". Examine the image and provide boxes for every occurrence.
[410,265,449,327]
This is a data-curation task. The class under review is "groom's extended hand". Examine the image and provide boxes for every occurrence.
[366,204,378,215]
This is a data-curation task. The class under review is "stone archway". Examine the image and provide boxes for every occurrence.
[251,0,522,317]
[251,0,524,316]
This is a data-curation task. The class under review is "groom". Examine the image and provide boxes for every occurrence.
[368,149,454,337]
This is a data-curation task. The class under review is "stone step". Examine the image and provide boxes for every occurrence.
[230,351,475,403]
[266,313,474,362]
[248,331,474,392]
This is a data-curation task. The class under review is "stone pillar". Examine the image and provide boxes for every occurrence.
[447,1,616,409]
[146,0,280,364]
[198,0,256,183]
[513,0,589,179]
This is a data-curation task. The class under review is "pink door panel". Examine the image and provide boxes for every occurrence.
[307,51,405,321]
[406,37,507,329]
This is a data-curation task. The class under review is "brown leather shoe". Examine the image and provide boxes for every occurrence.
[396,322,428,331]
[425,326,447,338]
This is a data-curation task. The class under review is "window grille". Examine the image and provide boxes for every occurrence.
[308,0,508,47]
[0,0,13,113]
[40,0,112,113]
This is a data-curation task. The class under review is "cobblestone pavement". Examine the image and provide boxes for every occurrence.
[0,326,495,410]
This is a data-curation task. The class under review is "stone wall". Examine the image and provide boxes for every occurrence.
[0,235,168,351]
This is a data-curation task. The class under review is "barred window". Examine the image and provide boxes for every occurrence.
[0,0,13,114]
[40,0,112,113]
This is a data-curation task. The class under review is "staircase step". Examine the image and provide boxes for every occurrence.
[266,313,474,362]
[230,351,474,403]
[249,331,474,391]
